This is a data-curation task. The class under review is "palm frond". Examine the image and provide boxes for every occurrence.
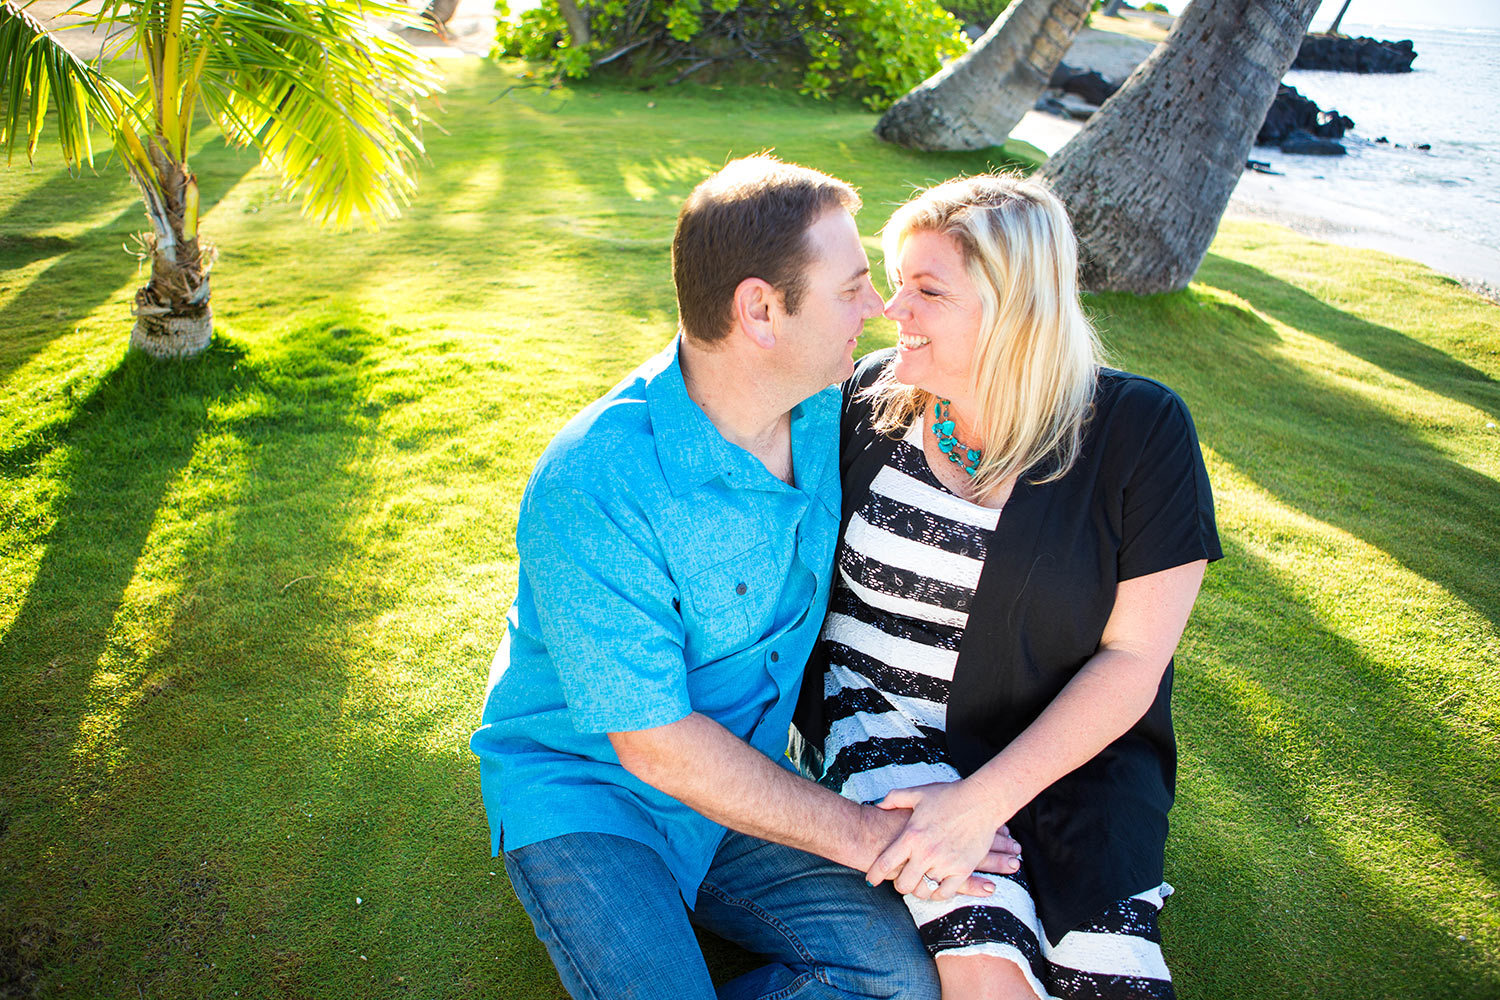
[189,0,442,229]
[0,0,131,166]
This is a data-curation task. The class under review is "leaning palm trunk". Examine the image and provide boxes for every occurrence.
[1040,0,1321,293]
[875,0,1091,151]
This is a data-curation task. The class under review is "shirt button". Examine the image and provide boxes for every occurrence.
[735,582,747,595]
[770,651,779,662]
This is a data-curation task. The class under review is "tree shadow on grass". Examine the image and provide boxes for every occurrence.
[1167,535,1497,997]
[0,138,260,382]
[0,318,491,996]
[1200,255,1499,419]
[0,336,260,993]
[0,312,574,997]
[1091,267,1499,632]
[1176,530,1494,977]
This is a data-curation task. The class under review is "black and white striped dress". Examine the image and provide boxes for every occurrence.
[815,421,1175,1000]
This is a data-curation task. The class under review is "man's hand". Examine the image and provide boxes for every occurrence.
[611,713,1007,897]
[983,826,1024,874]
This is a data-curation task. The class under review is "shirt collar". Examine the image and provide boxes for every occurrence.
[646,338,744,496]
[790,382,840,512]
[646,337,840,499]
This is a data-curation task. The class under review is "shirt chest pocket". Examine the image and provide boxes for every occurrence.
[681,540,777,663]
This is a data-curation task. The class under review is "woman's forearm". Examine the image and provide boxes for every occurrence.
[965,559,1207,826]
[866,560,1207,896]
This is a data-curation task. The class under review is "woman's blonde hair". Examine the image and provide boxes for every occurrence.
[866,173,1103,497]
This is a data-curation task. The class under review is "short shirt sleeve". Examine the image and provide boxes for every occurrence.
[1115,385,1224,582]
[518,484,691,734]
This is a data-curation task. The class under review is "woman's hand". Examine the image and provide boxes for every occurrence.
[866,780,1018,901]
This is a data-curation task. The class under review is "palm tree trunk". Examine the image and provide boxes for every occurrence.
[129,140,212,359]
[1039,0,1321,293]
[875,0,1092,151]
[1327,0,1353,35]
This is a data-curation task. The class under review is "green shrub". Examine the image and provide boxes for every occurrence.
[941,0,1010,28]
[492,0,966,109]
[1141,2,1169,11]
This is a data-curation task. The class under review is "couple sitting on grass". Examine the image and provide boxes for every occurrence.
[470,155,1221,1000]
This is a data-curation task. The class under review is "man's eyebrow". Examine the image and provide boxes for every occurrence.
[844,265,871,283]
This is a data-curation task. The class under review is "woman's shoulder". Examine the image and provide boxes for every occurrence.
[1095,367,1184,404]
[1091,368,1197,429]
[1084,368,1210,485]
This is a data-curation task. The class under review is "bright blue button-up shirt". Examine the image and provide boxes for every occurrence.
[470,339,841,902]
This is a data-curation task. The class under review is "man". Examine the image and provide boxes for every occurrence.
[471,155,1016,1000]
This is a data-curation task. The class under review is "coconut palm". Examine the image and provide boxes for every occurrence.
[1040,0,1321,293]
[0,0,441,358]
[874,0,1092,150]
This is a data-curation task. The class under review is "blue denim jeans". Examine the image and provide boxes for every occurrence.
[503,829,939,1000]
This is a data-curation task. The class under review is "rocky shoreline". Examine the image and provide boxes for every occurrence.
[1037,24,1422,160]
[1293,33,1417,73]
[1012,20,1500,297]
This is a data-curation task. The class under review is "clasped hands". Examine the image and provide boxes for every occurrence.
[865,779,1020,902]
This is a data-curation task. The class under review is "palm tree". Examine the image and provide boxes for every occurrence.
[1,0,440,358]
[874,0,1092,151]
[1039,0,1321,293]
[1326,0,1353,35]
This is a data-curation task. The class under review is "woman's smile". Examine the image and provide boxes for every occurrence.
[884,229,983,403]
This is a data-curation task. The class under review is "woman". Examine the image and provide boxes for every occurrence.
[794,174,1221,1000]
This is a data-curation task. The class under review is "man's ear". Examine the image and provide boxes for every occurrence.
[732,277,779,351]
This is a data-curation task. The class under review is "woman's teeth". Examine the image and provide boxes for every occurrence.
[899,334,930,349]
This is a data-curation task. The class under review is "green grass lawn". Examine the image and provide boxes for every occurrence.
[1,58,1496,998]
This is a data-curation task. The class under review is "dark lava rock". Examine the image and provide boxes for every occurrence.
[1047,62,1121,107]
[1059,70,1119,107]
[1048,62,1080,89]
[1280,130,1347,155]
[1034,94,1068,116]
[1294,33,1417,73]
[1258,84,1354,145]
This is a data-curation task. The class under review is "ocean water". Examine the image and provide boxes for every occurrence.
[1272,22,1499,277]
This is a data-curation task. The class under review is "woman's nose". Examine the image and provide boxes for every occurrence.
[882,290,906,321]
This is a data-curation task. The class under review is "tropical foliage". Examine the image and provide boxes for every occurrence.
[0,0,440,358]
[942,0,1010,27]
[492,0,967,109]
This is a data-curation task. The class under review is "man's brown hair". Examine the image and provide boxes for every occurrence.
[672,155,860,344]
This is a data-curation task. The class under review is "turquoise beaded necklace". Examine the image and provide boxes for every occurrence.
[931,398,982,477]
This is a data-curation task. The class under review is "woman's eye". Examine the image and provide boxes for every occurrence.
[920,288,942,298]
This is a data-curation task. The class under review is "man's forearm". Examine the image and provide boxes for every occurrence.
[609,712,900,870]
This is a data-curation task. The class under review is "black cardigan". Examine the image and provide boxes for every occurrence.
[795,349,1223,944]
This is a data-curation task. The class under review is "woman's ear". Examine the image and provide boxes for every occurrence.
[732,276,779,350]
